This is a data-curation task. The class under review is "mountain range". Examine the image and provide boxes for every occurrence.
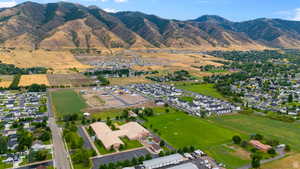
[1,1,300,50]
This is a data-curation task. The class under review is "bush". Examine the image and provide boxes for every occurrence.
[232,135,242,144]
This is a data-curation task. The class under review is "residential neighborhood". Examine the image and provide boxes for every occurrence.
[0,91,52,168]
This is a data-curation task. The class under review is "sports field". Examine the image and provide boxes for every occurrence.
[176,83,225,100]
[143,109,249,168]
[211,114,300,151]
[51,89,87,116]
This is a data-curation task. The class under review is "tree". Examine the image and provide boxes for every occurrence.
[251,154,262,168]
[159,140,165,147]
[39,130,51,142]
[145,154,152,160]
[27,84,47,92]
[0,136,8,154]
[288,94,293,103]
[72,149,90,167]
[285,145,291,152]
[159,151,165,157]
[232,135,242,144]
[267,148,276,155]
[251,134,263,141]
[241,141,248,148]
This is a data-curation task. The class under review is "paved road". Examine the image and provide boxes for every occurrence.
[13,160,53,169]
[237,149,286,169]
[47,92,71,169]
[92,148,154,169]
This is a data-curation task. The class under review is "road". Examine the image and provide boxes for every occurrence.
[47,92,71,169]
[13,160,53,169]
[237,148,286,169]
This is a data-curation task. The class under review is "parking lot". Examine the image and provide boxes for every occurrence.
[92,148,155,169]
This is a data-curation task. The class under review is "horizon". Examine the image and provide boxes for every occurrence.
[0,0,299,22]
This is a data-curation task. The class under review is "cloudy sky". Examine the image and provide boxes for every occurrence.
[0,0,300,21]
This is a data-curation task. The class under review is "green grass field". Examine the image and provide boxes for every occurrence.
[91,109,123,120]
[211,114,300,151]
[51,89,87,116]
[177,83,225,100]
[143,109,248,168]
[120,137,143,150]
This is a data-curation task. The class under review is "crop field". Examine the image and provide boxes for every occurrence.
[0,49,91,73]
[177,83,226,100]
[47,74,94,87]
[143,108,248,168]
[50,89,87,116]
[18,74,50,87]
[0,75,13,88]
[211,114,300,151]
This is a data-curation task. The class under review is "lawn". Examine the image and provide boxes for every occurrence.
[179,96,194,103]
[95,139,116,155]
[177,83,225,100]
[120,137,143,150]
[91,109,123,120]
[143,110,248,168]
[211,114,300,151]
[51,89,87,116]
[0,157,12,169]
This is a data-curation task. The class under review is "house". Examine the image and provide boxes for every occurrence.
[249,140,272,152]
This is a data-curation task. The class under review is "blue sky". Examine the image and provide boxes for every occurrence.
[1,0,300,21]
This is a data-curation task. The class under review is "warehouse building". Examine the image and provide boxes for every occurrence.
[142,154,185,169]
[167,163,199,169]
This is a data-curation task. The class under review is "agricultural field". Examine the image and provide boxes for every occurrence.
[0,75,13,88]
[108,76,152,86]
[0,49,91,73]
[143,108,248,168]
[261,153,300,169]
[47,74,95,87]
[50,89,87,117]
[176,83,226,100]
[211,114,300,151]
[18,74,50,87]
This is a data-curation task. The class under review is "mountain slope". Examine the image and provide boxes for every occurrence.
[0,2,300,50]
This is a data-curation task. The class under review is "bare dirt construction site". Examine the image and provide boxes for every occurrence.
[77,87,153,113]
[0,49,91,73]
[0,75,13,88]
[19,74,50,87]
[47,73,95,87]
[75,49,227,77]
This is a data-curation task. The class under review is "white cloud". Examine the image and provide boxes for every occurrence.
[114,0,128,3]
[99,0,128,3]
[0,0,17,8]
[292,8,300,21]
[276,8,300,21]
[103,8,119,13]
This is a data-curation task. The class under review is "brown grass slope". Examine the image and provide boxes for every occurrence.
[0,2,300,49]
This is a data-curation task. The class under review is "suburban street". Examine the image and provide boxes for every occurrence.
[48,92,72,169]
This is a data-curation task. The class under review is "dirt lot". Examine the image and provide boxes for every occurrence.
[19,74,50,87]
[108,76,152,86]
[0,75,13,88]
[78,87,153,112]
[47,73,95,87]
[0,49,91,73]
